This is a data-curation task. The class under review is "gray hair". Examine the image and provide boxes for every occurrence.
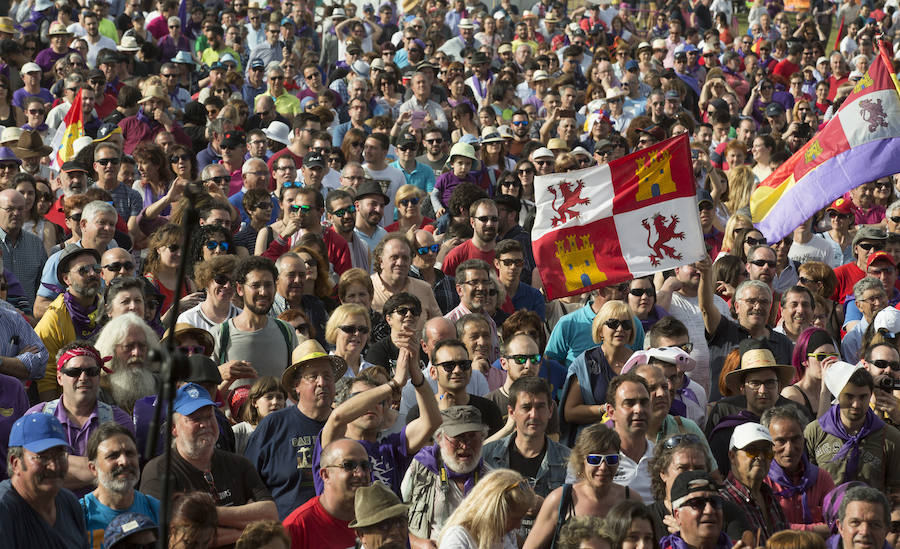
[888,199,900,217]
[853,276,885,302]
[734,279,772,303]
[207,118,230,136]
[82,200,117,223]
[94,312,160,359]
[341,161,364,178]
[64,72,84,86]
[266,61,283,75]
[334,375,378,405]
[747,244,775,262]
[838,485,890,524]
[274,252,301,274]
[241,157,267,174]
[201,163,227,180]
[760,404,805,429]
[348,76,369,91]
[6,446,23,478]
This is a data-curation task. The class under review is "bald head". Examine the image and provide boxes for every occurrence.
[100,247,135,282]
[319,438,370,502]
[0,190,25,233]
[422,317,456,354]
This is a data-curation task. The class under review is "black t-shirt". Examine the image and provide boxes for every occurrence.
[508,436,546,480]
[406,394,504,436]
[140,448,273,507]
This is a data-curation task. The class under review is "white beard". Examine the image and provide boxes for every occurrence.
[439,444,482,475]
[107,366,156,413]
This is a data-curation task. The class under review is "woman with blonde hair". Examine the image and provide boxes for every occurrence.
[555,153,579,174]
[325,303,373,377]
[439,468,536,549]
[716,212,753,260]
[560,300,636,445]
[724,165,756,216]
[386,184,435,233]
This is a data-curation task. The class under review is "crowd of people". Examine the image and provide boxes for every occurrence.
[0,0,899,547]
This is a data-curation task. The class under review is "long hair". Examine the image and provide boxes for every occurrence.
[239,376,286,426]
[439,469,536,549]
[605,500,659,549]
[718,348,741,398]
[725,165,756,215]
[721,212,752,253]
[143,223,184,276]
[169,492,218,549]
[292,244,335,300]
[791,326,831,383]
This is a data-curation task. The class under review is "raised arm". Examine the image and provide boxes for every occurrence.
[696,255,722,336]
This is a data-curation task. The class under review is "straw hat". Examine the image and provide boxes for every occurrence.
[137,85,171,107]
[48,22,73,36]
[724,340,795,393]
[281,340,347,398]
[161,323,215,356]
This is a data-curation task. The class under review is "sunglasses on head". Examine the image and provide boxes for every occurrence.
[585,453,619,466]
[61,366,102,377]
[417,244,440,255]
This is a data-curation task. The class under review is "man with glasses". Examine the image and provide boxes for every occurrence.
[0,189,46,306]
[333,97,371,148]
[416,127,449,180]
[264,64,301,118]
[441,198,499,277]
[91,143,141,228]
[761,405,835,530]
[402,401,492,541]
[142,383,277,543]
[327,189,370,272]
[266,112,320,174]
[283,438,372,548]
[244,3,265,47]
[666,470,728,549]
[0,414,89,547]
[229,157,271,225]
[390,132,434,197]
[833,226,888,305]
[843,277,890,362]
[248,23,284,68]
[493,237,541,319]
[26,341,134,496]
[487,333,559,433]
[99,248,135,284]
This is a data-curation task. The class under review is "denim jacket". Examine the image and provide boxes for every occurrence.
[482,434,571,497]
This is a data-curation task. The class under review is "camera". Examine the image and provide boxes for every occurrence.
[874,374,900,391]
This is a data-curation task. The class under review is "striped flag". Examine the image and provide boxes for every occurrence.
[531,134,706,300]
[750,43,900,241]
[50,88,84,169]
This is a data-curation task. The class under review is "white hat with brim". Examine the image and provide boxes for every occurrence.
[263,121,291,146]
[824,360,864,404]
[530,146,555,160]
[445,142,479,169]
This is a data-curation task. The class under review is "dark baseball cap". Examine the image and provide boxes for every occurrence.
[220,131,245,149]
[302,151,327,169]
[765,102,786,117]
[397,132,417,148]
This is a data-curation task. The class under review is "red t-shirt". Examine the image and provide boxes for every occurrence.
[283,496,356,549]
[832,262,864,304]
[772,58,800,80]
[442,238,497,276]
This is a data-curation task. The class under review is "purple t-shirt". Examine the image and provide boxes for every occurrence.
[25,398,135,457]
[312,428,410,496]
[0,374,27,482]
[34,47,75,74]
[12,87,53,109]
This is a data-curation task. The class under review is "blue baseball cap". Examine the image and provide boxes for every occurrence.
[459,133,480,146]
[624,59,639,71]
[173,383,216,416]
[103,512,159,549]
[9,414,71,453]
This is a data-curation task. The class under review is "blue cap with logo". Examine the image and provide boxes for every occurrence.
[103,512,158,549]
[173,383,217,416]
[9,414,71,453]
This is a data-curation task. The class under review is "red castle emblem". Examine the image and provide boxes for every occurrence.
[859,98,889,133]
[643,213,685,266]
[548,179,590,227]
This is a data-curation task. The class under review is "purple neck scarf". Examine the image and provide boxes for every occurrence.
[768,454,819,523]
[818,404,884,483]
[677,375,701,407]
[661,531,732,549]
[22,123,48,132]
[63,291,99,339]
[669,399,687,417]
[414,443,482,495]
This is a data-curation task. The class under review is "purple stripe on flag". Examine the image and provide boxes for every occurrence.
[757,137,900,242]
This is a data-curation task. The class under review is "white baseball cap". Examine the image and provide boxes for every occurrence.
[729,422,774,450]
[20,62,41,75]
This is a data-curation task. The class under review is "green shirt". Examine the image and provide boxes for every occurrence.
[200,46,242,71]
[264,90,302,117]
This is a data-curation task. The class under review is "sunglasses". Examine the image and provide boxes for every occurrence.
[331,206,356,217]
[435,359,472,372]
[399,197,420,207]
[858,242,886,251]
[629,288,653,297]
[741,447,774,460]
[499,258,524,267]
[474,215,499,224]
[213,274,232,285]
[74,264,102,276]
[289,204,313,213]
[339,325,370,335]
[604,318,632,331]
[325,459,373,472]
[103,261,134,272]
[585,453,619,467]
[417,244,440,255]
[745,236,767,246]
[61,366,102,377]
[205,240,230,252]
[680,496,724,511]
[392,306,420,317]
[518,168,535,175]
[170,154,191,163]
[512,120,529,126]
[178,345,206,355]
[808,352,839,361]
[749,259,776,268]
[255,201,273,210]
[505,353,541,365]
[204,175,230,185]
[871,359,900,371]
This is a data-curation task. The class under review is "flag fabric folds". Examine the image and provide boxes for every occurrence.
[531,133,706,300]
[50,88,85,169]
[750,44,900,242]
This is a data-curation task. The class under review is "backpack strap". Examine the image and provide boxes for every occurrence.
[273,318,294,367]
[550,483,573,549]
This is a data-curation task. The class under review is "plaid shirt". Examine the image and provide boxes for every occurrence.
[722,472,788,544]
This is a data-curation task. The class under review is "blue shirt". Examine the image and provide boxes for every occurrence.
[80,491,160,549]
[546,303,645,367]
[0,480,89,549]
[242,82,266,106]
[196,143,221,171]
[0,306,48,380]
[389,159,436,193]
[332,121,372,148]
[354,226,388,254]
[512,283,546,321]
[228,189,279,226]
[243,405,326,520]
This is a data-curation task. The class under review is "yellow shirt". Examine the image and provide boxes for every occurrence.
[265,90,302,117]
[34,294,75,395]
[200,46,243,72]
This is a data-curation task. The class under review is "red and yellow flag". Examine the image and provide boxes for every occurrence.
[51,88,85,168]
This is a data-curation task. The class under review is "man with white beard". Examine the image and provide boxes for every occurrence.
[80,423,159,546]
[25,341,134,498]
[401,401,491,541]
[94,312,160,415]
[140,383,278,546]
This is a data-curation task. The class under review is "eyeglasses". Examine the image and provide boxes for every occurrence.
[505,353,541,365]
[858,242,886,251]
[871,359,900,371]
[73,264,102,276]
[745,378,779,390]
[417,244,440,255]
[103,261,134,272]
[170,154,191,163]
[213,274,232,285]
[339,325,370,335]
[628,288,654,297]
[474,215,498,224]
[331,205,356,217]
[604,318,632,331]
[681,496,724,511]
[399,197,419,207]
[435,359,472,372]
[325,459,373,472]
[205,240,230,252]
[28,447,68,466]
[61,366,102,377]
[749,259,776,268]
[392,306,420,317]
[661,433,703,449]
[460,278,491,287]
[585,453,619,467]
[512,120,529,126]
[178,345,206,355]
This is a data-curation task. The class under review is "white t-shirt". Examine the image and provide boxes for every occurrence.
[788,233,843,269]
[668,291,731,397]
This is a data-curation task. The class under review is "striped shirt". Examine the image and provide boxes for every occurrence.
[0,305,49,380]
